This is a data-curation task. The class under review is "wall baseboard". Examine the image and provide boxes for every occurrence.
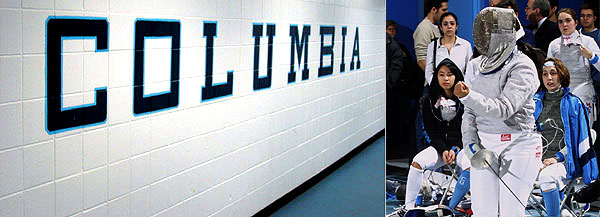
[253,128,385,216]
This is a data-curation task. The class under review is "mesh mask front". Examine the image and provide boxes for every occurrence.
[473,8,520,74]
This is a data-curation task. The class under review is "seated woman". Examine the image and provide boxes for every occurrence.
[404,58,471,210]
[534,57,599,217]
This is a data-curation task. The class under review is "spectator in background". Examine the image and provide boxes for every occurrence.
[579,4,600,179]
[580,4,600,46]
[403,59,471,211]
[387,20,397,38]
[387,23,403,92]
[386,30,403,159]
[548,0,559,23]
[424,12,472,85]
[547,8,600,127]
[491,0,536,46]
[386,22,405,161]
[525,0,561,53]
[387,20,421,162]
[412,0,449,160]
[579,4,600,100]
[414,0,448,72]
[533,57,598,217]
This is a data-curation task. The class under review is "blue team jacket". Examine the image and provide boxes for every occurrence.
[533,87,599,184]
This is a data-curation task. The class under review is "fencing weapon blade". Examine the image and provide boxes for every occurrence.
[483,159,527,209]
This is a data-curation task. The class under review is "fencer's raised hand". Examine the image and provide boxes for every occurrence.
[442,150,456,165]
[453,81,469,98]
[580,45,594,59]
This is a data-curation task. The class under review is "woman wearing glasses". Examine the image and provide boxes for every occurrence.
[579,4,600,46]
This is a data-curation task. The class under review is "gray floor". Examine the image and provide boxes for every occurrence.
[270,135,385,217]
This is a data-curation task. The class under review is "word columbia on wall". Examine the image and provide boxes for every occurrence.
[45,17,362,133]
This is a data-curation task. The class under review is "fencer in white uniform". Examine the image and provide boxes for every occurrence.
[547,8,600,128]
[455,8,542,217]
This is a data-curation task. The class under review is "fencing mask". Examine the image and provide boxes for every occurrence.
[473,7,524,74]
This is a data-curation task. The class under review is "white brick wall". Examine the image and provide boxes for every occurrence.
[0,0,385,216]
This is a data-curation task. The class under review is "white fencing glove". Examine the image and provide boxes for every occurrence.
[464,143,498,169]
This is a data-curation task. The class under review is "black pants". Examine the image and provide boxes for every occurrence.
[593,117,600,170]
[386,89,418,160]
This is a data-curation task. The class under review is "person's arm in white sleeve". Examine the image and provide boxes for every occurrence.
[460,61,540,120]
[425,41,435,85]
[464,59,475,90]
[461,106,479,148]
[583,37,600,70]
[547,41,556,58]
[465,42,473,68]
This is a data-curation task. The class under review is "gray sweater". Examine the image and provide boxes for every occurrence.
[461,50,540,146]
[537,89,566,159]
[535,89,569,160]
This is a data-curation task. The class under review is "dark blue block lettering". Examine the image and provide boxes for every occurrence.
[202,22,233,101]
[340,26,347,73]
[46,17,108,133]
[318,26,334,77]
[289,25,311,83]
[350,27,361,70]
[133,20,180,115]
[252,23,275,90]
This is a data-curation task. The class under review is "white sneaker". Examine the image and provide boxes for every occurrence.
[560,208,573,217]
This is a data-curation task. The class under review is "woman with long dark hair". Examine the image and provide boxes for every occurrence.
[424,12,472,85]
[403,58,471,211]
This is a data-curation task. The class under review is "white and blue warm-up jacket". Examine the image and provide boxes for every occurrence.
[533,87,599,184]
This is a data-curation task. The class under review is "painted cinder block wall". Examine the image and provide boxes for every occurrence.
[0,0,385,216]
